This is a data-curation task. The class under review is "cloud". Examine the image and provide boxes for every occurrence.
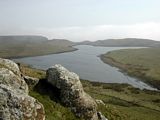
[0,22,160,41]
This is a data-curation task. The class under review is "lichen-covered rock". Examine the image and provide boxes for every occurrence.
[0,58,21,76]
[24,75,39,89]
[0,58,45,120]
[0,85,45,120]
[0,68,28,93]
[46,64,98,120]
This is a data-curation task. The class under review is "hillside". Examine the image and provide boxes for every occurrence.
[1,58,160,120]
[20,62,160,120]
[77,38,160,47]
[0,35,76,58]
[101,47,160,89]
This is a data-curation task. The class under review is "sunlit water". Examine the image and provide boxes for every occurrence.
[13,45,157,90]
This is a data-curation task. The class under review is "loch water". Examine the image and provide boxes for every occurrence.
[13,45,157,90]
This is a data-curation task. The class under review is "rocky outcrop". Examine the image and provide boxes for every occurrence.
[24,75,39,89]
[46,64,98,120]
[0,58,45,120]
[0,58,21,76]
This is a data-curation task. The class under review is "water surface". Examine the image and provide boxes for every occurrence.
[13,45,156,90]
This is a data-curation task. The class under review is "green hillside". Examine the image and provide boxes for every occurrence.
[19,64,160,120]
[101,47,160,89]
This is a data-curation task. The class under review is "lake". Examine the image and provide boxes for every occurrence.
[13,45,157,90]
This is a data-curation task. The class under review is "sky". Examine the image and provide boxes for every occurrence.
[0,0,160,41]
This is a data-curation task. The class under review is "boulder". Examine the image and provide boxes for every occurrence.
[0,68,28,93]
[0,85,45,120]
[46,64,98,120]
[0,58,45,120]
[0,58,21,76]
[24,75,39,89]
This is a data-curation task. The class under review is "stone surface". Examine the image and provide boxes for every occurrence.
[0,85,45,120]
[0,68,28,93]
[0,58,21,76]
[0,58,45,120]
[24,75,39,89]
[46,64,98,120]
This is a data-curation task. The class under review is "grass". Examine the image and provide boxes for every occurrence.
[20,65,160,120]
[81,80,160,120]
[101,47,160,89]
[18,63,46,79]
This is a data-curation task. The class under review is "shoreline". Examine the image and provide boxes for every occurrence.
[19,62,159,93]
[100,54,160,90]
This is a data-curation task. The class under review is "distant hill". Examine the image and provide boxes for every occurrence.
[0,35,76,58]
[48,39,74,46]
[77,38,160,47]
[0,35,48,45]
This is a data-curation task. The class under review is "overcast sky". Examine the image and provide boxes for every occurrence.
[0,0,160,41]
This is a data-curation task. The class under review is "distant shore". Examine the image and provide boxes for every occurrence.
[100,53,160,90]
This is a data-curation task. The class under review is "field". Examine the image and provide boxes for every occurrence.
[101,47,160,89]
[20,64,160,120]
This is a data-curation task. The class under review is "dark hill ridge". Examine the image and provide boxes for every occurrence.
[1,35,160,58]
[0,35,76,58]
[77,38,160,47]
[0,35,48,45]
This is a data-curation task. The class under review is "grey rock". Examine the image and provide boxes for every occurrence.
[0,58,45,120]
[24,75,39,89]
[0,68,28,93]
[47,64,98,120]
[0,85,45,120]
[0,58,21,76]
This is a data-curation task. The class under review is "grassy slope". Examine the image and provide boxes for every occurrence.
[0,36,76,58]
[101,48,160,89]
[82,80,160,120]
[19,64,160,120]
